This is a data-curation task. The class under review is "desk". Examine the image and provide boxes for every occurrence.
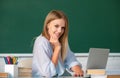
[1,74,120,78]
[18,75,120,78]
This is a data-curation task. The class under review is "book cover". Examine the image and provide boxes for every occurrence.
[18,67,32,73]
[87,69,106,75]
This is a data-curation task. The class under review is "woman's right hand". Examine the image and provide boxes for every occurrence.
[49,36,61,52]
[49,36,61,66]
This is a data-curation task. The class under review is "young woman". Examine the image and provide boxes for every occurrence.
[32,10,84,77]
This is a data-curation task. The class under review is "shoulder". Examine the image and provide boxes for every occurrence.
[34,35,50,46]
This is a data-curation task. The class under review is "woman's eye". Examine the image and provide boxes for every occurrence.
[62,27,65,30]
[55,25,59,28]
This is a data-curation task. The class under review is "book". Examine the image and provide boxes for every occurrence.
[107,75,120,78]
[18,67,32,77]
[87,69,106,75]
[18,67,32,73]
[91,75,107,78]
[18,72,32,77]
[0,72,8,77]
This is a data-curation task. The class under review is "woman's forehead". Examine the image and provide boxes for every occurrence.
[50,19,65,26]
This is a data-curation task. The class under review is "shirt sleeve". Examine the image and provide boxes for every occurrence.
[64,45,82,74]
[32,36,56,77]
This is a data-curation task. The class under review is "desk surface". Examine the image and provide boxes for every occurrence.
[1,75,120,78]
[1,72,120,78]
[18,75,120,78]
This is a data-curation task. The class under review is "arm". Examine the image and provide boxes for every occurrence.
[32,36,56,77]
[49,35,61,67]
[64,45,84,77]
[51,46,61,66]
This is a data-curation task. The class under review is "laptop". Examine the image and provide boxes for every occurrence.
[86,48,110,69]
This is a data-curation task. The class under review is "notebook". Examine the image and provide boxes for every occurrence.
[86,48,110,69]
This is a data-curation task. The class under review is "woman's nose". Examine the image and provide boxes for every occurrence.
[58,28,62,33]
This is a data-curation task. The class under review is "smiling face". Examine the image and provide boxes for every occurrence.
[47,18,65,39]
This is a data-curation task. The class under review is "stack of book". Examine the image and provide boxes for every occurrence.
[0,72,8,78]
[87,69,106,75]
[18,67,32,77]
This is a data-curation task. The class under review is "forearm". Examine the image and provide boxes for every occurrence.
[51,48,60,66]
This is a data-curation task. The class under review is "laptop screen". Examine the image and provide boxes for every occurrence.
[87,48,110,69]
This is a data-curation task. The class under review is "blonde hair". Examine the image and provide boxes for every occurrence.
[42,10,69,61]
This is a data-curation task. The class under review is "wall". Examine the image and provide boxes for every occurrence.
[0,53,120,74]
[0,0,120,53]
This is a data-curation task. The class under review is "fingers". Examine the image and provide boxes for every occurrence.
[71,65,84,77]
[49,35,61,50]
[50,35,59,41]
[50,36,59,45]
[74,70,84,77]
[74,73,83,77]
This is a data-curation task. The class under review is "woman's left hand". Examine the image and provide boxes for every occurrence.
[71,65,84,77]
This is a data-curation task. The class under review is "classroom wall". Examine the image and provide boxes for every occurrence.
[0,0,120,53]
[0,53,120,74]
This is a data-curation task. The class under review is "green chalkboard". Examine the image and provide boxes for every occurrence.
[0,0,120,53]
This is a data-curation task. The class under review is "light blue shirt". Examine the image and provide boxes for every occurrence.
[32,35,82,77]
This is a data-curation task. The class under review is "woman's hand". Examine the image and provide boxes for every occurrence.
[49,36,61,66]
[49,36,61,51]
[71,65,84,77]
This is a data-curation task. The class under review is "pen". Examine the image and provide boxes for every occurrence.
[6,56,11,64]
[12,56,18,65]
[4,57,8,64]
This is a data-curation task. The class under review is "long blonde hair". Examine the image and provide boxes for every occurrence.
[42,10,69,61]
